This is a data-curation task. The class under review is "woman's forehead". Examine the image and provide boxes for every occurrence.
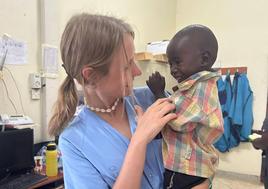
[123,35,135,54]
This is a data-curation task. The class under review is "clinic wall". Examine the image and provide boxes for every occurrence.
[0,0,43,142]
[58,0,177,52]
[175,0,268,175]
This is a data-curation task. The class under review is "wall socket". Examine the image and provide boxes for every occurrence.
[30,73,41,89]
[31,89,40,100]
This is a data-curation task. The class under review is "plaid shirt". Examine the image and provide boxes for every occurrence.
[162,71,224,178]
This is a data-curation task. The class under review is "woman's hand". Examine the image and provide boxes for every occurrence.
[114,98,176,189]
[133,98,176,144]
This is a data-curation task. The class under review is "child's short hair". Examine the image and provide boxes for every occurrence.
[168,24,218,66]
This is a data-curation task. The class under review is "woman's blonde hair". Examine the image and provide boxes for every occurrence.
[48,13,134,136]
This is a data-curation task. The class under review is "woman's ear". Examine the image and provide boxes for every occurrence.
[82,66,92,81]
[82,66,97,85]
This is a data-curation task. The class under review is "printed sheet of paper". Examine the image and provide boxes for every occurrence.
[42,44,58,75]
[0,36,27,65]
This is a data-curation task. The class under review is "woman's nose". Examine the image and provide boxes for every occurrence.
[132,62,142,77]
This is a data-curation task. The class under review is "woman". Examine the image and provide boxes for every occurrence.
[48,13,176,189]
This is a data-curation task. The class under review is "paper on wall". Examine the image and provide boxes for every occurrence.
[42,44,58,76]
[0,36,27,65]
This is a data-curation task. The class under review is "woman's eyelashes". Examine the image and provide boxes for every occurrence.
[124,59,134,70]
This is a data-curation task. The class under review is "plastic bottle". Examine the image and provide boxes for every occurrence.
[46,142,58,176]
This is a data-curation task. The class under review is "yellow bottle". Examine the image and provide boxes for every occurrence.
[46,143,58,177]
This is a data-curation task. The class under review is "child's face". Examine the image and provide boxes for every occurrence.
[167,36,203,83]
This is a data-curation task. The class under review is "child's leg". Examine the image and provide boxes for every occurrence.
[191,179,210,189]
[164,169,176,188]
[164,169,208,189]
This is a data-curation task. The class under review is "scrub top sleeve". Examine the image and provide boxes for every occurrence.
[60,136,109,189]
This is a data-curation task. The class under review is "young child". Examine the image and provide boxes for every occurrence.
[146,25,224,189]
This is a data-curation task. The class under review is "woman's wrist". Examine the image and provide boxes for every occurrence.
[131,132,148,147]
[113,132,147,188]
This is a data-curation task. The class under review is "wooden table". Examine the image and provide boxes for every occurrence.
[28,171,64,189]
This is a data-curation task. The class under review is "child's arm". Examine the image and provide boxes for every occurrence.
[169,80,224,144]
[146,71,167,99]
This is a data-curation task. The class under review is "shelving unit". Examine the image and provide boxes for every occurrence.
[135,52,168,63]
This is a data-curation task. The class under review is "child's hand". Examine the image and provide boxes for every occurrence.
[146,71,166,99]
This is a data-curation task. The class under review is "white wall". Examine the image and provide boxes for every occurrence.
[0,0,42,142]
[58,0,177,52]
[176,0,268,175]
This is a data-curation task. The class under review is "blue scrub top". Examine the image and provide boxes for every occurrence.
[59,87,164,189]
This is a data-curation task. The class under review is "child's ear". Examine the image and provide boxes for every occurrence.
[200,51,211,67]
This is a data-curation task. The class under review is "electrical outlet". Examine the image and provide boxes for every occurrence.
[31,89,40,100]
[30,73,41,89]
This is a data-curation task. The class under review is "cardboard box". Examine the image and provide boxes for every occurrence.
[146,40,169,55]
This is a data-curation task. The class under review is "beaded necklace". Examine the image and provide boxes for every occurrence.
[86,98,120,113]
